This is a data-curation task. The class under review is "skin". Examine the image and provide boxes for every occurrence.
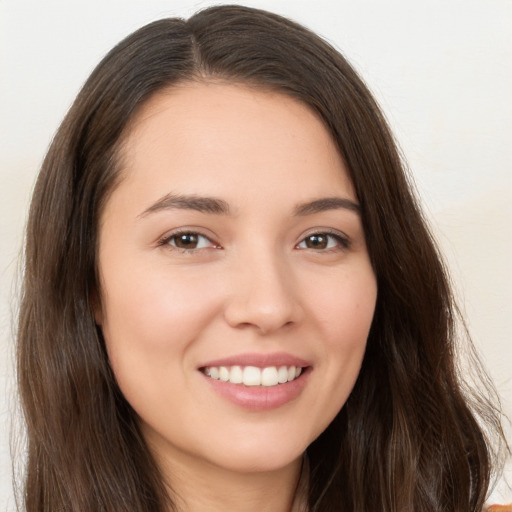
[96,82,377,511]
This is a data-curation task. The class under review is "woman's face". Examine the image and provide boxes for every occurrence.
[96,82,377,475]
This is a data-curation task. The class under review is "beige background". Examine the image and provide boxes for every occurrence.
[1,0,510,508]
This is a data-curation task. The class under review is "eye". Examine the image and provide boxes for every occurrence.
[162,231,217,251]
[297,232,349,250]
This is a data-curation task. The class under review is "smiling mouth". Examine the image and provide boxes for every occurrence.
[200,365,304,387]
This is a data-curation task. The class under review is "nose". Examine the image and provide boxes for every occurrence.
[223,250,303,335]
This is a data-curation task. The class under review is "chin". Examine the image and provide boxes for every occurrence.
[202,432,308,474]
[211,451,304,475]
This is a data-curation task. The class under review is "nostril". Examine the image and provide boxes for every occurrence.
[224,298,301,334]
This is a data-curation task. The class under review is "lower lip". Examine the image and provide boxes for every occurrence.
[201,369,310,411]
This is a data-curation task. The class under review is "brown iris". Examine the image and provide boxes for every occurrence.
[304,234,329,249]
[173,233,200,249]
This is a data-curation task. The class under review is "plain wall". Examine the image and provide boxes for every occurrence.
[1,0,510,508]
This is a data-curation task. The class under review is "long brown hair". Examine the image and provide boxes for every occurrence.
[17,5,505,511]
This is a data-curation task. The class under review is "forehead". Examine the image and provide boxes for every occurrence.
[114,81,355,208]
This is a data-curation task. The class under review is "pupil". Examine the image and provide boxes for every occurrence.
[176,233,198,248]
[307,234,327,249]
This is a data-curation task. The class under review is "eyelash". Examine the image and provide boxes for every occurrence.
[296,230,350,251]
[158,230,218,253]
[158,229,350,253]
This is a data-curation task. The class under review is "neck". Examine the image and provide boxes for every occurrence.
[149,441,304,512]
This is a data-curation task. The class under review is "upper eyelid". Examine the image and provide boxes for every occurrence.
[297,233,350,250]
[158,229,218,249]
[157,227,351,248]
[298,228,350,243]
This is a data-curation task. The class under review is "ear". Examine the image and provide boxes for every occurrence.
[91,289,103,326]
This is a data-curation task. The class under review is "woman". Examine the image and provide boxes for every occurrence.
[16,5,506,511]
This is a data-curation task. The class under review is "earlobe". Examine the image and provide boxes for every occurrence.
[94,307,103,326]
[91,291,103,326]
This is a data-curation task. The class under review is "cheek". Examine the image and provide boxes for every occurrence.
[305,264,376,401]
[99,267,226,425]
[99,263,223,376]
[309,264,377,345]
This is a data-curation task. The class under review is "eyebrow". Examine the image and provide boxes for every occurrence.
[138,193,360,219]
[138,193,231,218]
[293,197,360,216]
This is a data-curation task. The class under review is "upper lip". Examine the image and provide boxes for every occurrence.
[198,352,311,369]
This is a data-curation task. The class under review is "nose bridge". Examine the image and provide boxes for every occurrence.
[224,243,301,334]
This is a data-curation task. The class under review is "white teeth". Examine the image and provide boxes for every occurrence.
[277,366,289,383]
[230,365,243,384]
[243,366,261,386]
[219,366,229,382]
[202,365,304,386]
[261,367,279,387]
